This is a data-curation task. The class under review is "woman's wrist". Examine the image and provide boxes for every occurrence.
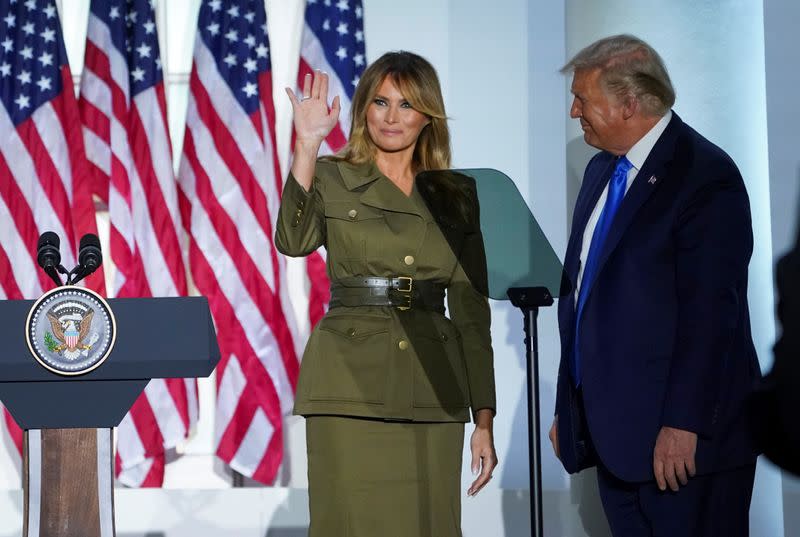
[474,408,494,430]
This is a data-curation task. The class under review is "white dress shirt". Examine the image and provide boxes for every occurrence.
[575,111,673,300]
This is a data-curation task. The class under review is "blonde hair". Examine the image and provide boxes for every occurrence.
[561,34,675,117]
[334,51,451,171]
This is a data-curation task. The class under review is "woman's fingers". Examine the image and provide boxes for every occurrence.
[311,70,323,99]
[329,95,341,120]
[285,87,299,107]
[319,71,329,101]
[302,72,312,99]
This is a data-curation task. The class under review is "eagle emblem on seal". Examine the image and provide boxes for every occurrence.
[45,308,99,361]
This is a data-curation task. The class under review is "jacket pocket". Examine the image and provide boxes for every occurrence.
[324,201,384,261]
[308,314,390,404]
[412,316,470,409]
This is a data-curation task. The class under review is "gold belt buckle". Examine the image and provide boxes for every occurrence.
[396,277,413,310]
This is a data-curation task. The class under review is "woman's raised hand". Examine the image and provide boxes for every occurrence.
[286,70,341,146]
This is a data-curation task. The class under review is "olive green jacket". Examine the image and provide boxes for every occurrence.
[275,159,495,423]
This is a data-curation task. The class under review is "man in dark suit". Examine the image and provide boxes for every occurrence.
[549,35,761,536]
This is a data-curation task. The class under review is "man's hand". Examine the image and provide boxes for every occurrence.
[653,426,697,491]
[549,417,560,460]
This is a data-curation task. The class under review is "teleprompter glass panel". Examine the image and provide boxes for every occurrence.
[416,168,570,301]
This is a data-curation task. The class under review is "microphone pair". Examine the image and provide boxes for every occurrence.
[36,232,103,287]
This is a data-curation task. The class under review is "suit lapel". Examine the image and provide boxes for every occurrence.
[359,176,423,217]
[584,113,681,301]
[565,156,616,283]
[336,160,423,217]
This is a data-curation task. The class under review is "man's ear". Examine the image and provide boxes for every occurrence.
[621,94,638,120]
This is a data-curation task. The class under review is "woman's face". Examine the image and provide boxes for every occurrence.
[366,77,430,156]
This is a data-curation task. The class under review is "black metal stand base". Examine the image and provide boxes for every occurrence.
[507,287,554,537]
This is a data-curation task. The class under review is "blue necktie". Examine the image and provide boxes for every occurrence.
[571,156,633,387]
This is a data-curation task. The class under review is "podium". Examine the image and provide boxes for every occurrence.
[0,292,220,537]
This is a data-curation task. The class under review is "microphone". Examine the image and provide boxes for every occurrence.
[37,232,63,287]
[70,234,103,285]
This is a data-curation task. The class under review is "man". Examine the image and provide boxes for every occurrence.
[550,35,760,536]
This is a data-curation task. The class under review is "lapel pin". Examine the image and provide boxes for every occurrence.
[648,175,657,185]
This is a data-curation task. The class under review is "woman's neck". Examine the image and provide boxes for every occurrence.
[375,150,416,196]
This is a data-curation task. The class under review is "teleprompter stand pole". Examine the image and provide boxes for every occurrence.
[507,286,554,537]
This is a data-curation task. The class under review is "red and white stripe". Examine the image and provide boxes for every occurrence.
[177,33,300,484]
[0,63,104,460]
[79,11,197,488]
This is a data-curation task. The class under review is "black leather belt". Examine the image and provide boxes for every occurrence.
[329,276,446,313]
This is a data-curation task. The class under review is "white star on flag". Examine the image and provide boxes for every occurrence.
[14,93,30,109]
[38,51,53,66]
[35,76,51,91]
[242,81,257,97]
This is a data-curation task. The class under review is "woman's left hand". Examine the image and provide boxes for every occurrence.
[467,409,498,496]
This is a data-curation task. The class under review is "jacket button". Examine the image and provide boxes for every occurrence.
[297,200,305,209]
[398,340,409,350]
[347,328,357,337]
[348,209,358,219]
[404,255,415,265]
[440,333,448,342]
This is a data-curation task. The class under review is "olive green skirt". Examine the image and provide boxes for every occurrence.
[306,416,465,537]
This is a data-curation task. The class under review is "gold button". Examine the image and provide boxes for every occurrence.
[297,200,305,209]
[347,328,357,337]
[398,340,409,350]
[348,209,358,219]
[404,255,415,266]
[440,333,448,342]
[296,209,303,216]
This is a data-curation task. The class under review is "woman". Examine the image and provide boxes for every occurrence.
[276,51,497,537]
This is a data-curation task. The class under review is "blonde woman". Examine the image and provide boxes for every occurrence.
[276,51,497,537]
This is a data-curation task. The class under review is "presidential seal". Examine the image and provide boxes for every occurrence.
[25,286,116,376]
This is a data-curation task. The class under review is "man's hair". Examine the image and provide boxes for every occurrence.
[561,34,675,116]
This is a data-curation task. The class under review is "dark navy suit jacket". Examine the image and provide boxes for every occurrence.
[555,112,761,483]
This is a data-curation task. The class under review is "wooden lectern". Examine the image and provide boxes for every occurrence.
[0,295,220,537]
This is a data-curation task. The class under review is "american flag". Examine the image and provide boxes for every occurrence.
[297,0,366,327]
[78,0,197,487]
[0,0,104,461]
[177,0,300,483]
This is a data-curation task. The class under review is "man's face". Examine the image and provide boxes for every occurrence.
[569,68,628,154]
